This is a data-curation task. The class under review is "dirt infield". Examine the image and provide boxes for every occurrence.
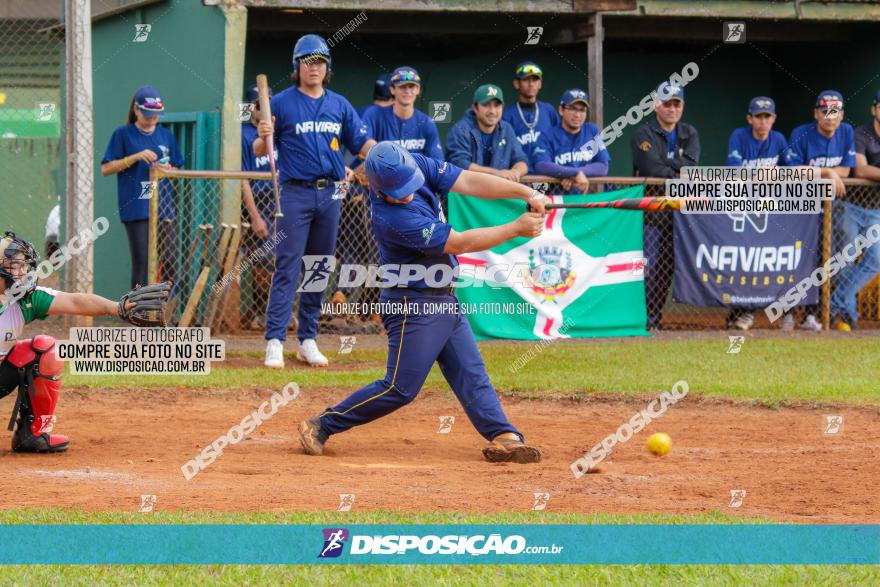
[1,385,877,522]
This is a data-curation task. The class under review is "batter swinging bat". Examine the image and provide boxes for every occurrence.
[256,74,283,219]
[529,197,681,212]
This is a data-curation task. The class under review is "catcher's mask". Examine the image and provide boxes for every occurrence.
[0,231,39,294]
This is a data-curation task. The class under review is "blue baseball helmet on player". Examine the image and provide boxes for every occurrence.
[365,141,425,200]
[292,34,332,73]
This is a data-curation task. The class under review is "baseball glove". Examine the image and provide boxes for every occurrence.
[118,282,171,327]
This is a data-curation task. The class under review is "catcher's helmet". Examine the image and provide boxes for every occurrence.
[0,231,39,293]
[292,34,332,73]
[365,141,425,200]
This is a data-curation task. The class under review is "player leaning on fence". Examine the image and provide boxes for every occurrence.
[532,89,610,194]
[101,85,184,290]
[785,90,856,332]
[445,84,529,181]
[830,89,880,331]
[254,34,376,368]
[630,82,700,331]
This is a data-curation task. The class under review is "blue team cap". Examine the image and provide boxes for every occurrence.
[873,90,880,106]
[816,90,844,110]
[373,73,393,100]
[391,66,421,86]
[560,88,589,107]
[244,83,271,103]
[748,96,775,115]
[656,81,684,102]
[134,85,165,115]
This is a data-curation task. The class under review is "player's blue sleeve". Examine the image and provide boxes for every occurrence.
[168,130,184,168]
[444,122,476,169]
[424,119,444,161]
[531,131,552,164]
[341,100,370,155]
[417,154,463,194]
[101,126,126,163]
[841,124,856,168]
[773,132,788,162]
[588,127,610,164]
[784,128,807,166]
[241,132,254,172]
[507,125,528,167]
[547,103,560,127]
[375,211,452,256]
[727,130,744,166]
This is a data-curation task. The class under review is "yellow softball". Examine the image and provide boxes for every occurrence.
[646,432,672,456]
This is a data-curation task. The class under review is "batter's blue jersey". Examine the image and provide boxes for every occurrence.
[727,127,788,167]
[502,101,559,171]
[784,122,856,168]
[369,154,463,289]
[532,123,610,168]
[269,86,370,182]
[362,106,444,161]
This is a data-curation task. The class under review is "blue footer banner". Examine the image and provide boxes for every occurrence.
[673,212,820,308]
[1,524,877,564]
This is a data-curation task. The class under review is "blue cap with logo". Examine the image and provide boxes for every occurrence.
[134,85,165,115]
[748,96,775,115]
[873,90,880,106]
[391,66,421,86]
[560,88,589,107]
[244,83,271,104]
[816,90,844,110]
[656,81,684,102]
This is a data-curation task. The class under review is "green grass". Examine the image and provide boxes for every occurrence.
[1,510,876,586]
[67,338,880,404]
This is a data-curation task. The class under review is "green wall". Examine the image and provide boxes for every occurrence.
[90,0,225,298]
[244,20,880,178]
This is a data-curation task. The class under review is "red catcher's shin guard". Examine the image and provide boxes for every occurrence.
[8,336,69,453]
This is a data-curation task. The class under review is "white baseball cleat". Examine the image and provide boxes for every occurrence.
[800,314,822,332]
[780,313,795,332]
[264,339,285,369]
[297,338,329,367]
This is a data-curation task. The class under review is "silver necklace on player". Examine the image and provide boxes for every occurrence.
[516,102,539,130]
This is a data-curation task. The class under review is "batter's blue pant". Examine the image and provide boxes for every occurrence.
[831,201,880,323]
[317,292,523,442]
[265,182,339,342]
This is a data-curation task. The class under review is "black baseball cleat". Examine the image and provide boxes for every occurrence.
[482,433,542,464]
[12,421,70,453]
[298,416,328,456]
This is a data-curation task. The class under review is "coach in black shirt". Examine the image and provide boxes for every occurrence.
[630,82,700,329]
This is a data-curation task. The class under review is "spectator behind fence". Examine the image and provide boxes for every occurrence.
[100,85,183,290]
[830,89,880,330]
[784,89,855,332]
[502,61,560,173]
[445,84,528,181]
[240,83,278,330]
[630,81,700,330]
[724,96,788,330]
[532,89,610,194]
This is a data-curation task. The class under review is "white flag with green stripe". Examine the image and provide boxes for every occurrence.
[449,185,648,340]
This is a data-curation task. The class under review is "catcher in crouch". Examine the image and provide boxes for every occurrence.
[0,232,169,453]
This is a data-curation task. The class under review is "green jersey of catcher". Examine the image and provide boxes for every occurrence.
[0,232,170,453]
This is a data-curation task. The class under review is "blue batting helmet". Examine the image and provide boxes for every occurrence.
[365,142,425,200]
[292,34,332,73]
